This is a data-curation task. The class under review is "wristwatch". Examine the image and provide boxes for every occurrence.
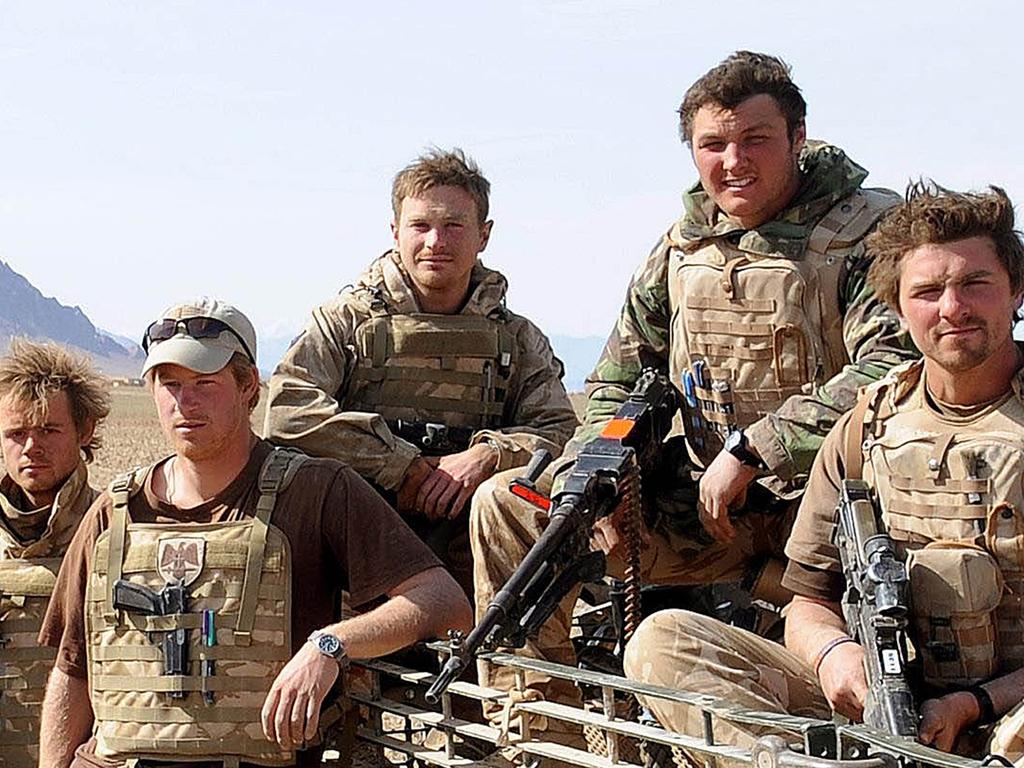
[723,429,764,470]
[308,629,349,668]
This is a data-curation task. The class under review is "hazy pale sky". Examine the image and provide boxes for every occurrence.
[1,1,1018,364]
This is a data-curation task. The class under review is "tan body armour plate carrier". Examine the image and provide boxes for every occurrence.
[667,189,894,469]
[0,557,60,767]
[346,310,515,453]
[849,364,1024,689]
[85,449,306,767]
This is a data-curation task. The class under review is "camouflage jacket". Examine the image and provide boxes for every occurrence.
[264,251,578,491]
[570,142,916,497]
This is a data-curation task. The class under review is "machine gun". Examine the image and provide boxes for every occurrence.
[113,578,190,698]
[835,479,919,738]
[425,369,678,703]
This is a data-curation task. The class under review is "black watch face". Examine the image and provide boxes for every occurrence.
[317,633,342,658]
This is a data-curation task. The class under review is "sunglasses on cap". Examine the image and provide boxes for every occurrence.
[142,317,256,364]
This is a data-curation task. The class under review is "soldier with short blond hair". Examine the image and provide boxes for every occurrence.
[265,147,578,599]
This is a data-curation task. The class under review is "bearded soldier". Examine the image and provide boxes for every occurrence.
[625,184,1024,761]
[0,339,109,767]
[265,148,577,599]
[469,50,915,740]
[37,298,471,768]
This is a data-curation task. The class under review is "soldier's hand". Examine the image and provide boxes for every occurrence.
[918,692,980,752]
[397,457,433,514]
[590,499,650,558]
[697,450,758,544]
[816,640,867,722]
[415,444,500,520]
[261,641,340,750]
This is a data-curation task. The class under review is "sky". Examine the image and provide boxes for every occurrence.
[1,1,1020,368]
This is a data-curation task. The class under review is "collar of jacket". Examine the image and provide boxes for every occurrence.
[350,250,509,318]
[676,141,870,259]
[0,460,93,558]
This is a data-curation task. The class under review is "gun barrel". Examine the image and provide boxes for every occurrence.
[425,654,466,704]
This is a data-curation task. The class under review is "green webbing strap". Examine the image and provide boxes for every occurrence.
[235,449,304,645]
[104,471,138,621]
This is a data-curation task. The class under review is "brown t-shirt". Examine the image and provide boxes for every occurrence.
[781,409,852,602]
[39,439,442,767]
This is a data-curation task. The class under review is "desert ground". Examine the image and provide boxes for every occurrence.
[90,384,270,487]
[91,385,588,488]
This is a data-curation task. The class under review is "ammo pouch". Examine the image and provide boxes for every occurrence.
[907,541,1003,688]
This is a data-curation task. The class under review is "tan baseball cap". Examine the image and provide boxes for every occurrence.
[141,297,257,377]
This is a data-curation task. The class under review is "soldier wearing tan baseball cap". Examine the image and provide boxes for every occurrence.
[140,296,257,376]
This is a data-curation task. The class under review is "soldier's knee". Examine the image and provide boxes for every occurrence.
[624,609,690,682]
[469,469,519,542]
[625,608,728,682]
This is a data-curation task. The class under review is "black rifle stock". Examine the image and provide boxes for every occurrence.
[425,369,678,703]
[835,479,918,738]
[113,578,190,697]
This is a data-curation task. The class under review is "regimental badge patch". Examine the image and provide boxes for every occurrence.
[157,537,206,586]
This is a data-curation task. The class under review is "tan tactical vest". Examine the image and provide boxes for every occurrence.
[667,189,895,467]
[0,557,60,767]
[86,449,306,767]
[0,466,93,768]
[346,311,516,446]
[850,364,1024,688]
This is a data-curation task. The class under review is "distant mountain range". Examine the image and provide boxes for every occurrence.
[0,260,606,390]
[0,260,145,376]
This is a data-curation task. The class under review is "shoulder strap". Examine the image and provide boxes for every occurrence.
[807,189,898,256]
[103,468,145,621]
[234,448,308,644]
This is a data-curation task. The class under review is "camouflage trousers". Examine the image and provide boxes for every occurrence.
[469,466,794,739]
[624,611,1024,765]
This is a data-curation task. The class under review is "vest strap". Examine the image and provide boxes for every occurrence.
[235,449,306,642]
[807,192,870,255]
[104,470,139,621]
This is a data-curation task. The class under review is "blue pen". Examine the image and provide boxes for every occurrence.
[683,371,698,408]
[202,609,215,704]
[692,360,708,390]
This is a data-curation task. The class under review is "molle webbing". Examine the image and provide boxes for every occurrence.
[87,449,305,766]
[863,380,1024,687]
[669,189,894,468]
[0,558,61,768]
[347,313,513,428]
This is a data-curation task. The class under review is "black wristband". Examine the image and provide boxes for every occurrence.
[967,685,996,725]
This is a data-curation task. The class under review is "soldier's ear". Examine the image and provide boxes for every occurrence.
[391,220,399,247]
[78,417,96,449]
[791,121,806,155]
[478,220,493,254]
